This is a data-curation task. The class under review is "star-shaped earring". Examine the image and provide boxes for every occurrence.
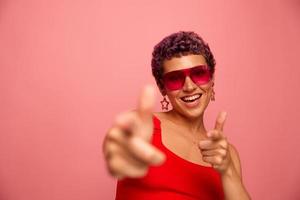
[160,96,169,110]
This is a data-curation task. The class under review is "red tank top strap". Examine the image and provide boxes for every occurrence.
[151,115,163,147]
[152,114,161,131]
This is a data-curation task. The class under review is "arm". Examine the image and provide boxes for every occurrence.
[199,112,251,200]
[221,144,251,200]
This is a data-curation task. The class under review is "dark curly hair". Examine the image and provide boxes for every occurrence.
[151,31,216,94]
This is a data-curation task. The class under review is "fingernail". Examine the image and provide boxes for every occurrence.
[116,113,126,124]
[152,152,166,166]
[221,111,227,120]
[207,131,212,137]
[207,130,215,138]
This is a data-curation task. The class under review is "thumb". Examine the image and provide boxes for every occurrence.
[133,85,156,141]
[137,85,156,121]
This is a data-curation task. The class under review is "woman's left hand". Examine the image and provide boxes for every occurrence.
[198,111,233,175]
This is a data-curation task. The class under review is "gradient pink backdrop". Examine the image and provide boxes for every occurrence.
[1,0,300,199]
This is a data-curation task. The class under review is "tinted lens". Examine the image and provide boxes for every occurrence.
[190,65,211,85]
[163,71,185,90]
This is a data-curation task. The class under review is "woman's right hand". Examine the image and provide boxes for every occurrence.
[102,85,166,179]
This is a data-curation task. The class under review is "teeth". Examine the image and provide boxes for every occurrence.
[182,94,201,102]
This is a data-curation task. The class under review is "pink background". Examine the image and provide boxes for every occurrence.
[1,0,300,199]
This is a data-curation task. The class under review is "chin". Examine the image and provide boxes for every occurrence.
[182,108,205,119]
[174,101,206,119]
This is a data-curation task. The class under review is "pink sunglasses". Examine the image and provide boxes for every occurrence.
[162,65,212,91]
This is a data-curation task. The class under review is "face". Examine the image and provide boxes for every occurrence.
[162,54,214,119]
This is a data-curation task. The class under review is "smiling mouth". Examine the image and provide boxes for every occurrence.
[181,94,202,103]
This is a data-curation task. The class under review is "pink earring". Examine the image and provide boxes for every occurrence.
[211,82,215,101]
[211,89,215,101]
[160,96,169,110]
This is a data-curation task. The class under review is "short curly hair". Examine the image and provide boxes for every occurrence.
[151,31,216,94]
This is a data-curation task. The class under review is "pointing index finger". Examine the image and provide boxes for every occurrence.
[214,111,227,131]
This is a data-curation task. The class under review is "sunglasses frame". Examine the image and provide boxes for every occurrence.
[162,65,213,91]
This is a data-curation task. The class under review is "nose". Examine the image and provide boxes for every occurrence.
[182,76,197,92]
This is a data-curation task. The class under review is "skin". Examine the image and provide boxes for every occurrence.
[103,54,251,199]
[156,54,213,167]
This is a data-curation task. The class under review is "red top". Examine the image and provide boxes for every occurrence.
[115,115,224,200]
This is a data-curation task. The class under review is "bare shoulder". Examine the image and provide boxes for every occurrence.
[228,143,243,178]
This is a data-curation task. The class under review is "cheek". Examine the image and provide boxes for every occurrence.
[198,85,213,103]
[166,91,178,100]
[166,91,181,105]
[204,87,212,95]
[198,82,213,94]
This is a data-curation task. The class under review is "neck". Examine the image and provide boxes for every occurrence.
[165,109,207,135]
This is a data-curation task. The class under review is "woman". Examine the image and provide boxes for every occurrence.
[103,31,251,200]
